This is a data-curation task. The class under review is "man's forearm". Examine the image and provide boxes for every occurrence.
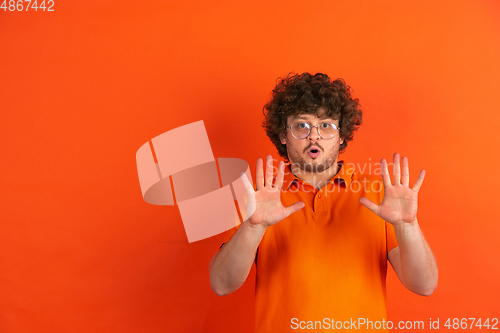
[209,221,267,296]
[394,219,438,296]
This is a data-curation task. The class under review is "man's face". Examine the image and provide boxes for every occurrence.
[280,113,344,174]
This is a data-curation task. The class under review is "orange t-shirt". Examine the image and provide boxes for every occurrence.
[225,161,398,332]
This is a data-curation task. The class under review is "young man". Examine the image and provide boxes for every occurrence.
[209,73,438,332]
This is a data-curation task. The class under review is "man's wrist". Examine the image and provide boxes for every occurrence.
[243,220,268,235]
[393,218,420,235]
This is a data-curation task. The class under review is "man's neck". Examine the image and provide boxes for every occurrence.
[290,162,341,190]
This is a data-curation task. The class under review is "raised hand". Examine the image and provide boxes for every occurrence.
[241,155,305,228]
[359,153,425,226]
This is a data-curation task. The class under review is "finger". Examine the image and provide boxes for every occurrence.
[393,153,401,185]
[380,158,392,187]
[401,156,410,187]
[283,201,305,218]
[240,172,256,220]
[245,180,257,220]
[412,169,426,193]
[255,158,264,190]
[240,172,255,195]
[265,155,274,187]
[359,197,381,215]
[273,161,285,190]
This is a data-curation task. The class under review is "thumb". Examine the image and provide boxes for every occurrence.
[359,197,380,215]
[240,172,255,195]
[283,201,305,218]
[240,172,256,221]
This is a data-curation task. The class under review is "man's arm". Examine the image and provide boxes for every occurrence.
[360,153,438,296]
[388,220,438,296]
[209,155,305,296]
[209,222,266,296]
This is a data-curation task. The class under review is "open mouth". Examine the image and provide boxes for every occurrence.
[307,147,321,158]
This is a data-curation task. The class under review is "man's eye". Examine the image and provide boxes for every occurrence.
[298,123,308,129]
[321,123,331,128]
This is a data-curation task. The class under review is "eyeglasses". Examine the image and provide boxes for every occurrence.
[287,121,339,140]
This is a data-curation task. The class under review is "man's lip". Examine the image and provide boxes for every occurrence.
[308,150,321,158]
[306,146,322,153]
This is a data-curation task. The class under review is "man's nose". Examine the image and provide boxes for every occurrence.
[308,126,321,141]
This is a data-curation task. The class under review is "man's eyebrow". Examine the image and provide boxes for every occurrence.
[293,115,337,122]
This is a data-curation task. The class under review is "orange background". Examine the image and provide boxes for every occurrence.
[1,1,499,332]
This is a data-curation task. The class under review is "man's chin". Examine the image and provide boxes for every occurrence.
[293,161,334,174]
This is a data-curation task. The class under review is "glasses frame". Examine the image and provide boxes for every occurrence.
[287,121,340,140]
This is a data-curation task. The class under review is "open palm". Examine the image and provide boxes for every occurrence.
[359,153,425,226]
[242,155,305,228]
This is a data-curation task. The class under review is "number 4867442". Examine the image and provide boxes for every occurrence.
[1,0,55,11]
[444,318,499,330]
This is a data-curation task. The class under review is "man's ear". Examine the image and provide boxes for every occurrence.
[280,133,286,145]
[340,137,344,145]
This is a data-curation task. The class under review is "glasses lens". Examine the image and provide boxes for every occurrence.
[291,122,310,139]
[318,122,337,138]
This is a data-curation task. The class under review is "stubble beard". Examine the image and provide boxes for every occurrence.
[287,144,339,175]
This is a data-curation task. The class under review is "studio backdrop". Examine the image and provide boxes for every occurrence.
[1,1,499,332]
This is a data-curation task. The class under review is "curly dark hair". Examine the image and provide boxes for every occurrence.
[262,72,363,162]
